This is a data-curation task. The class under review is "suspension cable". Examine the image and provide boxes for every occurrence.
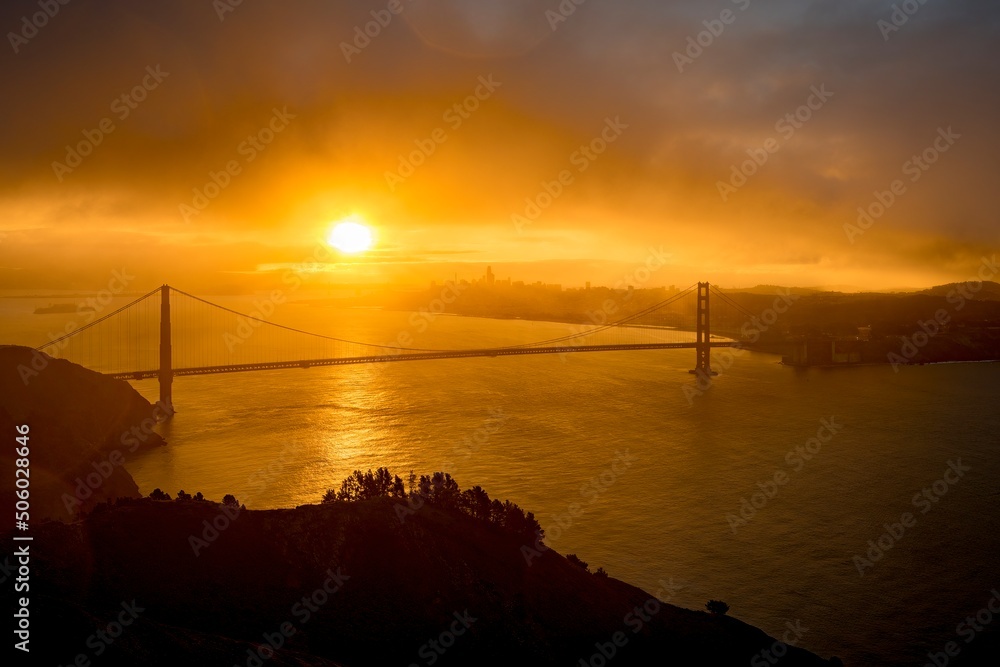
[35,286,162,351]
[496,283,699,349]
[709,286,759,320]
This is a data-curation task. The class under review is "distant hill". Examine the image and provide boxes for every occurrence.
[919,280,1000,301]
[720,282,1000,301]
[716,284,822,296]
[713,288,1000,339]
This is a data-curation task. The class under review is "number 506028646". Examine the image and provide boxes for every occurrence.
[15,424,30,525]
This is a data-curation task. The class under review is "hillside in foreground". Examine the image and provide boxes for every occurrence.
[7,497,841,665]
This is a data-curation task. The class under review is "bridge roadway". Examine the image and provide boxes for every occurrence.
[108,341,738,381]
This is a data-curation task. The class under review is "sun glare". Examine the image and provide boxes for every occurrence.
[328,218,374,254]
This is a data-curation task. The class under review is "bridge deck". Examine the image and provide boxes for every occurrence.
[108,341,738,380]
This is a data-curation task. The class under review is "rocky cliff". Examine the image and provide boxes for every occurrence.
[0,345,165,520]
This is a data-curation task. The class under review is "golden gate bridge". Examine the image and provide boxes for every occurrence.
[35,283,758,411]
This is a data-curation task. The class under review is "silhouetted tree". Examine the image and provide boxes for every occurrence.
[521,510,542,540]
[595,567,609,578]
[193,492,205,501]
[706,600,730,615]
[149,488,170,501]
[567,554,589,572]
[319,467,542,541]
[489,498,505,525]
[330,468,406,502]
[459,485,492,522]
[390,472,405,498]
[222,494,239,508]
[417,474,432,499]
[429,472,460,508]
[490,500,541,540]
[176,490,191,501]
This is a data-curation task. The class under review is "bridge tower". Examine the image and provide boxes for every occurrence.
[158,284,174,414]
[690,282,717,378]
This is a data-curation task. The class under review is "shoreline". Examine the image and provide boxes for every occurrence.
[779,357,1000,369]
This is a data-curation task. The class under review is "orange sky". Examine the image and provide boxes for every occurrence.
[0,0,997,293]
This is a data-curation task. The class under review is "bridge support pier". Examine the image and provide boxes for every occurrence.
[158,284,174,416]
[690,282,717,379]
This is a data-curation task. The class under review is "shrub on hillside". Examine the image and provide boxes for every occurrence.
[567,554,589,572]
[706,600,730,615]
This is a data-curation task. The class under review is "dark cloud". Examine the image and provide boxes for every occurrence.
[0,0,997,291]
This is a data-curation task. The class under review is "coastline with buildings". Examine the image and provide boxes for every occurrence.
[343,268,1000,369]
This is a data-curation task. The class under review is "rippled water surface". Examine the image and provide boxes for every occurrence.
[6,297,1000,665]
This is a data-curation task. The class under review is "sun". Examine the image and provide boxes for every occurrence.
[327,218,373,254]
